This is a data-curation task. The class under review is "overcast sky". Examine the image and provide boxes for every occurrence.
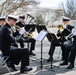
[38,0,66,8]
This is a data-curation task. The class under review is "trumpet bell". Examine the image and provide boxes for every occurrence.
[58,25,64,32]
[58,25,64,29]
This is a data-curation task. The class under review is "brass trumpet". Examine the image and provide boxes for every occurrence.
[57,25,64,31]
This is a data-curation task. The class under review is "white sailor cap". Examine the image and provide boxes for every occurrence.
[0,17,5,21]
[19,15,25,19]
[62,16,70,21]
[8,15,18,21]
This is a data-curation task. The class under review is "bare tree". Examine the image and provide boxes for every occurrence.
[0,0,39,16]
[60,0,76,20]
[35,14,45,25]
[46,9,64,26]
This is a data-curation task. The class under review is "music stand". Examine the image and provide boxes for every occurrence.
[35,30,48,70]
[45,33,60,72]
[24,24,37,62]
[36,26,59,72]
[36,26,50,61]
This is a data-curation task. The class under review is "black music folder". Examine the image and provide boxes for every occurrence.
[36,26,47,33]
[25,24,36,33]
[47,33,58,42]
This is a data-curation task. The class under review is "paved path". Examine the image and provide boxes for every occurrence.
[0,38,76,75]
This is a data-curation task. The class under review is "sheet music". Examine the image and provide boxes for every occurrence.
[35,30,48,42]
[19,27,25,35]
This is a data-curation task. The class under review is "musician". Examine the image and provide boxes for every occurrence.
[60,29,76,69]
[0,15,32,73]
[60,17,74,66]
[0,17,6,48]
[66,29,76,69]
[47,16,74,62]
[16,15,36,56]
[0,17,5,27]
[0,17,5,31]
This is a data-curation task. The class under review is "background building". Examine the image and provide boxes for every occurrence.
[17,6,64,25]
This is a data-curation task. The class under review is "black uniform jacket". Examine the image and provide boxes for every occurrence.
[57,25,74,42]
[1,23,18,51]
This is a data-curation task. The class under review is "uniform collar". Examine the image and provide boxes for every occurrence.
[6,23,11,28]
[19,21,25,24]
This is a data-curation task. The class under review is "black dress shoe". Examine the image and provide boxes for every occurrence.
[66,64,74,69]
[29,52,36,56]
[20,67,33,73]
[47,57,53,62]
[7,63,17,71]
[60,61,68,66]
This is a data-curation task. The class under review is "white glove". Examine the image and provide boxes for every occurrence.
[63,25,66,29]
[72,28,76,36]
[19,27,25,35]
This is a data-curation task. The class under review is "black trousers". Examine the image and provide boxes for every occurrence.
[48,40,66,59]
[68,45,76,65]
[19,38,36,52]
[63,45,72,62]
[27,38,36,52]
[2,47,29,69]
[63,37,76,65]
[63,44,76,65]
